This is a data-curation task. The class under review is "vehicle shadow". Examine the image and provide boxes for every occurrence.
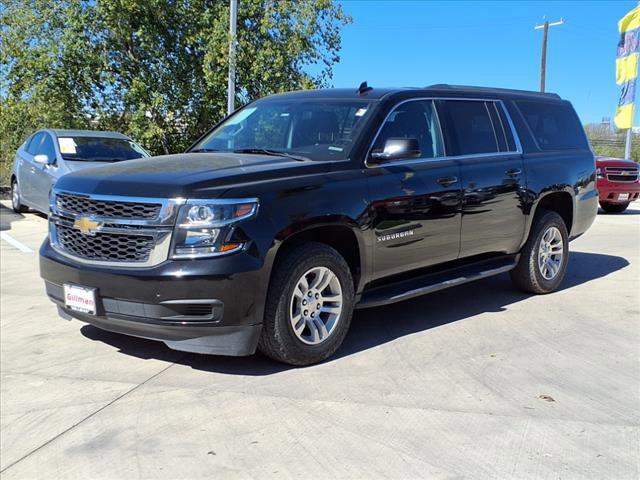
[0,203,46,231]
[598,209,640,216]
[0,203,24,231]
[79,251,630,375]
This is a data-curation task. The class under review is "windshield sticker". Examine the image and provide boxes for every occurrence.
[355,108,368,117]
[225,107,257,125]
[328,146,343,152]
[58,137,77,154]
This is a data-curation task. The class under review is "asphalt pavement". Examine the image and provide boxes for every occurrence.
[1,200,638,479]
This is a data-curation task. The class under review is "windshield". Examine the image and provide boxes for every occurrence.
[58,136,149,162]
[192,99,374,161]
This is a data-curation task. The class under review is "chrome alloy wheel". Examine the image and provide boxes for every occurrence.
[289,266,343,345]
[538,226,564,280]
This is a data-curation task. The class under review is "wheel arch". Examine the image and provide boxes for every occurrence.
[525,189,575,243]
[269,218,366,294]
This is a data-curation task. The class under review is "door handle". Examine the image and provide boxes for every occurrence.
[505,168,522,177]
[437,176,458,187]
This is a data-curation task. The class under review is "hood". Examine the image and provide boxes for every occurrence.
[64,160,117,173]
[595,156,639,169]
[54,152,329,198]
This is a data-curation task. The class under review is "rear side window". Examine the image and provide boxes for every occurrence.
[516,101,588,150]
[437,100,500,156]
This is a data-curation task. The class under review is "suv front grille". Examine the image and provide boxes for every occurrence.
[49,191,181,267]
[56,193,161,219]
[56,224,155,262]
[605,167,639,183]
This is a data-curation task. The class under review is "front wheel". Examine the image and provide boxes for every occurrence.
[11,180,27,213]
[600,202,629,214]
[258,242,355,366]
[510,210,569,294]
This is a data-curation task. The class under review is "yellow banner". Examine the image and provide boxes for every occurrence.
[615,103,634,129]
[619,6,640,33]
[617,53,638,84]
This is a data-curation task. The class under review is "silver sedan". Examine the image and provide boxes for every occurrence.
[11,129,150,214]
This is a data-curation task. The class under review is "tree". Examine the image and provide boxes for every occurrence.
[0,0,351,184]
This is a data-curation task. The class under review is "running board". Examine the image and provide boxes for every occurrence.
[356,255,519,309]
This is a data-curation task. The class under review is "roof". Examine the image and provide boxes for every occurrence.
[48,129,131,139]
[264,87,408,100]
[262,84,562,101]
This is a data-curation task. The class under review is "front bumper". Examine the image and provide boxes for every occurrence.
[597,179,640,204]
[40,240,268,356]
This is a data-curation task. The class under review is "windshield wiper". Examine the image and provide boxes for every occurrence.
[233,148,309,162]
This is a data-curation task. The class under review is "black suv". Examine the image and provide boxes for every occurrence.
[40,84,597,365]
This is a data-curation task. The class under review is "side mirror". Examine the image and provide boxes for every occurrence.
[370,138,421,163]
[33,154,51,165]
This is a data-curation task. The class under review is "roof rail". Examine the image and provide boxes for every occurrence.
[426,84,561,99]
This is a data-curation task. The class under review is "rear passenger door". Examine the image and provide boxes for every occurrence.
[437,99,525,258]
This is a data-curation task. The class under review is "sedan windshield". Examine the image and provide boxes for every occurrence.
[58,136,149,162]
[192,99,374,161]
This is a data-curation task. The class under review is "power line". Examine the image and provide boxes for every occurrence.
[534,17,564,93]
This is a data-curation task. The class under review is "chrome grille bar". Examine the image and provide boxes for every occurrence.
[49,188,184,267]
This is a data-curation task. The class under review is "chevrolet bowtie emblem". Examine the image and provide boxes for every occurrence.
[73,217,102,235]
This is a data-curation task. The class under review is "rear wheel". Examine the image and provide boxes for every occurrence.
[510,210,569,294]
[258,242,355,366]
[11,180,27,213]
[600,202,629,214]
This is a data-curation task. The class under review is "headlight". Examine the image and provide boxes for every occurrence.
[172,199,258,258]
[596,167,603,178]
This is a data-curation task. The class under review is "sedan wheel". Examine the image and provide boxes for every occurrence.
[11,181,27,213]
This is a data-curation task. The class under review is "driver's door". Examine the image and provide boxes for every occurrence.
[30,132,60,212]
[366,99,462,281]
[18,132,45,205]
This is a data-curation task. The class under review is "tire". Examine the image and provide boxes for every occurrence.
[258,242,355,366]
[11,180,27,213]
[600,202,629,214]
[510,210,569,294]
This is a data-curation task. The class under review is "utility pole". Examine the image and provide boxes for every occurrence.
[227,0,238,115]
[534,17,563,93]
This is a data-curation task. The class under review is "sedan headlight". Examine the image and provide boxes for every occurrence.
[172,199,258,258]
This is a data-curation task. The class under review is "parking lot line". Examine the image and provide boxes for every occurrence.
[0,231,34,253]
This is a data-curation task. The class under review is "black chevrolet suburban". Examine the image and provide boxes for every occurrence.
[40,84,597,365]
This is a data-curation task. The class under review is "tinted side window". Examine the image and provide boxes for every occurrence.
[40,134,57,161]
[516,101,588,150]
[26,133,44,155]
[372,100,443,159]
[438,100,499,156]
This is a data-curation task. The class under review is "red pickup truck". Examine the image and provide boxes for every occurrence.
[596,156,640,213]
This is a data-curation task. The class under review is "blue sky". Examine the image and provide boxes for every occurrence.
[330,0,636,125]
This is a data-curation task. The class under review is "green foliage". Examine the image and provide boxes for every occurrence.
[0,0,351,184]
[584,124,640,163]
